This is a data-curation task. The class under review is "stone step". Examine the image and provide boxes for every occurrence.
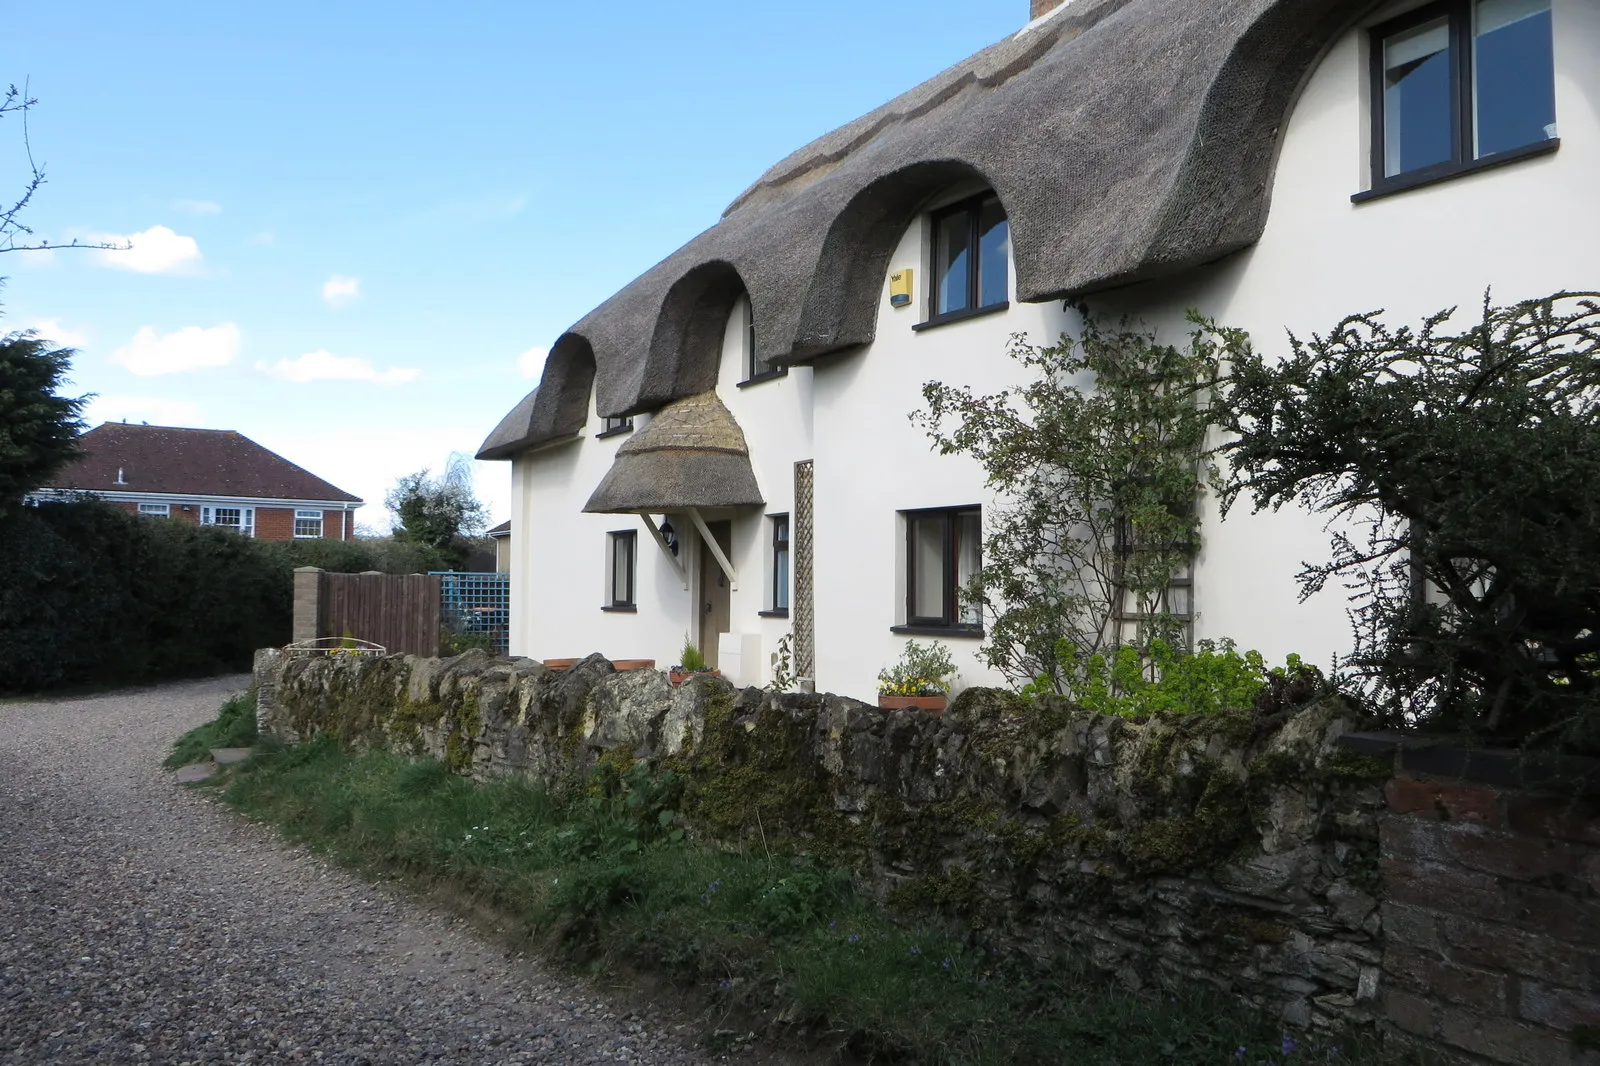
[173,762,215,784]
[209,747,253,766]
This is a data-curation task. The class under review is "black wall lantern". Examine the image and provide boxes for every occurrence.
[658,517,679,556]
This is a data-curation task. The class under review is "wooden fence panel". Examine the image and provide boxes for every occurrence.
[317,572,441,657]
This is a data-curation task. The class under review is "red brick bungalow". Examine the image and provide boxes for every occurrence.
[32,423,362,541]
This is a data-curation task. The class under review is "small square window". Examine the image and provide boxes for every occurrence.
[926,194,1009,323]
[903,506,981,630]
[1368,0,1555,193]
[598,415,633,438]
[607,530,637,609]
[137,503,170,518]
[294,509,324,538]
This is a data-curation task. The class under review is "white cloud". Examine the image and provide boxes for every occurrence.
[257,349,419,386]
[173,199,222,216]
[111,323,240,376]
[516,345,547,380]
[85,394,202,427]
[322,274,360,308]
[15,317,90,349]
[93,225,203,274]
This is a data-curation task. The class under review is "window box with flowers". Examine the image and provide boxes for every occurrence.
[876,639,958,714]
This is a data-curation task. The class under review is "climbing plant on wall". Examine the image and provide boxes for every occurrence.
[916,310,1242,693]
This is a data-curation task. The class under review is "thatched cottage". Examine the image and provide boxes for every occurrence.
[480,0,1595,698]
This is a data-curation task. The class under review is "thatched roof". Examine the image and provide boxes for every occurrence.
[482,0,1366,461]
[583,392,764,513]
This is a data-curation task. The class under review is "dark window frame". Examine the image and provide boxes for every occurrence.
[737,298,788,387]
[597,415,634,438]
[763,513,790,617]
[921,192,1010,329]
[605,530,637,610]
[1359,0,1558,202]
[898,505,983,634]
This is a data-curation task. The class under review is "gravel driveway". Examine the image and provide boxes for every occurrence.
[0,676,736,1066]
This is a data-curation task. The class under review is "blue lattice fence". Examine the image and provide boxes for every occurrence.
[432,571,510,656]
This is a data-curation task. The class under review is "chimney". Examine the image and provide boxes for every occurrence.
[1030,0,1068,19]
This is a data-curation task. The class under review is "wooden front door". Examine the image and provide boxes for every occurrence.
[698,520,732,669]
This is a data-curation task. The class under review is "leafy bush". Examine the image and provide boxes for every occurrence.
[0,499,291,692]
[1217,291,1600,751]
[1023,638,1320,719]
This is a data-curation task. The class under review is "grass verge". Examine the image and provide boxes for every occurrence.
[186,715,1422,1065]
[164,688,258,768]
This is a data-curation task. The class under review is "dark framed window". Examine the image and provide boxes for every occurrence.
[1362,0,1555,199]
[606,530,636,610]
[768,514,790,615]
[919,193,1009,328]
[901,507,981,631]
[738,297,785,387]
[597,415,633,438]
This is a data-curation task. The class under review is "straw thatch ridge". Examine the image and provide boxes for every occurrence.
[583,392,764,513]
[481,0,1372,459]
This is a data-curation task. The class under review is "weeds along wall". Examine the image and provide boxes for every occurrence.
[255,646,1392,1032]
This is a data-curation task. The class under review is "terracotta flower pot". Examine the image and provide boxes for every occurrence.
[877,694,947,714]
[610,659,656,671]
[542,658,579,671]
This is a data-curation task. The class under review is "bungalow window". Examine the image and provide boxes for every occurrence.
[605,530,637,610]
[925,193,1009,324]
[1367,0,1555,193]
[201,505,254,537]
[137,503,170,518]
[294,509,324,538]
[598,415,633,438]
[902,507,981,631]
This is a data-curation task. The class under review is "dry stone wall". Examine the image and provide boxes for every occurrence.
[254,646,1392,1036]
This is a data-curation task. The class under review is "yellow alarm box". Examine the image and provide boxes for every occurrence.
[889,268,914,308]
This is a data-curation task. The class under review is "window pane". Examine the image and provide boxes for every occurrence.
[611,534,633,604]
[1473,0,1555,158]
[746,302,769,379]
[775,546,790,610]
[1383,17,1454,177]
[909,514,946,620]
[934,210,970,315]
[977,199,1009,309]
[956,510,982,626]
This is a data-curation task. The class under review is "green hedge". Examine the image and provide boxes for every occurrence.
[0,500,293,692]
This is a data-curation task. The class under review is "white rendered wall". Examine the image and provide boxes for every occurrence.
[506,0,1598,698]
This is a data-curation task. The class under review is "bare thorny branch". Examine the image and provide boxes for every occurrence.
[2,81,124,255]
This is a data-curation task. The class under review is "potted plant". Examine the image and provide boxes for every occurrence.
[668,637,720,687]
[877,639,957,713]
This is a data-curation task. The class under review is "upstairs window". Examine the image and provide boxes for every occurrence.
[739,297,784,385]
[1368,0,1555,194]
[598,415,633,438]
[924,193,1009,325]
[294,509,324,538]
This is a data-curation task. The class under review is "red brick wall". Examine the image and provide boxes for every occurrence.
[115,500,349,539]
[1380,774,1600,1064]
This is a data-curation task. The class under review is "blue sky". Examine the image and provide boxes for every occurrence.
[3,1,1027,529]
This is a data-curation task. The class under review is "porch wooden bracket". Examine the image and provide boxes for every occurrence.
[686,507,738,591]
[639,513,688,588]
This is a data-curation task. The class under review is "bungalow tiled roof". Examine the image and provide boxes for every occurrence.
[44,423,362,503]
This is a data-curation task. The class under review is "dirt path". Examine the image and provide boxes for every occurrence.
[0,676,729,1065]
